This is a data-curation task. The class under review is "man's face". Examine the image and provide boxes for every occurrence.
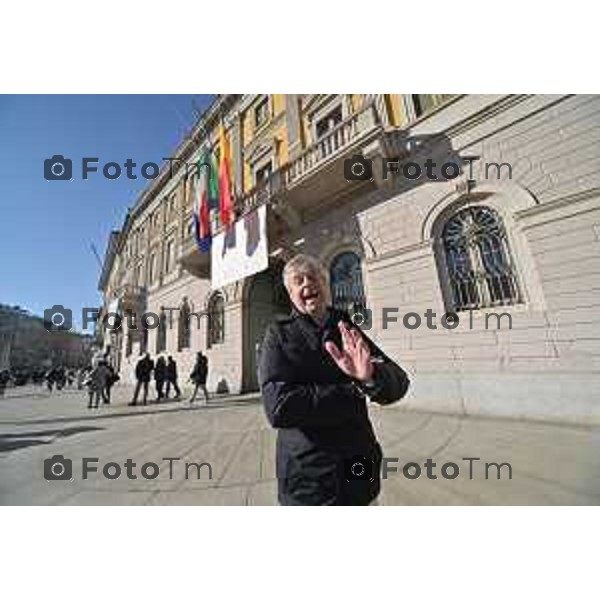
[286,267,329,318]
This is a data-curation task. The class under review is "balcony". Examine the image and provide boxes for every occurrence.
[284,103,380,186]
[235,102,382,229]
[178,234,210,278]
[177,103,384,275]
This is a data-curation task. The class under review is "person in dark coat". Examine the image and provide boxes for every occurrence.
[102,363,119,404]
[154,356,167,402]
[55,366,66,391]
[85,362,110,409]
[45,367,58,392]
[165,356,181,400]
[0,369,10,397]
[258,254,410,506]
[189,351,209,403]
[129,353,154,406]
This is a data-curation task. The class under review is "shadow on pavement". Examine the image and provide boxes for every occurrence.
[0,396,262,427]
[0,425,104,453]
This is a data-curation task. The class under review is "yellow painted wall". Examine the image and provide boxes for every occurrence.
[385,94,407,127]
[242,106,253,146]
[350,94,363,113]
[242,94,279,146]
[243,159,252,193]
[274,123,288,167]
[272,94,285,117]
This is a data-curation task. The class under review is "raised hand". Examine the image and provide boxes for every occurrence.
[324,320,374,382]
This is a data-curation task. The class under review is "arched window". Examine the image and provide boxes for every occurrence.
[207,293,225,348]
[441,206,521,311]
[330,252,367,314]
[178,299,191,351]
[156,309,167,353]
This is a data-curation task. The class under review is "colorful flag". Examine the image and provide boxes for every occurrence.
[218,123,235,230]
[193,153,212,252]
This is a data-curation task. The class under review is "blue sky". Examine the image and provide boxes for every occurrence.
[0,94,214,331]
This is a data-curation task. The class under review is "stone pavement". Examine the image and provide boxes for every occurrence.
[0,383,599,505]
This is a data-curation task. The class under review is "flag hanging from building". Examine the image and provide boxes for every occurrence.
[218,123,235,230]
[193,154,212,252]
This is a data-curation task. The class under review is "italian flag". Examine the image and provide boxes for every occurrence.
[193,152,213,252]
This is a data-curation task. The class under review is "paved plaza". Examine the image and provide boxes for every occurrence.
[0,384,599,505]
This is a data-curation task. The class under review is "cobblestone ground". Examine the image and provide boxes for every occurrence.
[1,383,599,505]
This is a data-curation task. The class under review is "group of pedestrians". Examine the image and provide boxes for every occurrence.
[0,365,106,399]
[129,351,208,406]
[45,366,85,392]
[1,350,209,410]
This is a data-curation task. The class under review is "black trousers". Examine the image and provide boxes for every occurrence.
[132,380,149,404]
[88,389,102,408]
[191,382,209,402]
[165,379,181,398]
[102,384,113,403]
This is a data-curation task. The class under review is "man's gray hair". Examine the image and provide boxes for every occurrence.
[282,254,328,289]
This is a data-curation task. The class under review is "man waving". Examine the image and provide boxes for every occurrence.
[258,254,410,506]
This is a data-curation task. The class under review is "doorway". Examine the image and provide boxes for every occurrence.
[243,262,290,392]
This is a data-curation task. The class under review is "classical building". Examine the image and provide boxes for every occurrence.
[98,94,600,423]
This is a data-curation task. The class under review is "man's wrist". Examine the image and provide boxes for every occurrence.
[354,367,380,395]
[360,378,377,389]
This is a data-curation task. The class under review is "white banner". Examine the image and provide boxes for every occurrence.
[107,297,120,314]
[211,204,269,289]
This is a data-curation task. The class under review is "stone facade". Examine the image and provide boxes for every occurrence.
[98,94,600,424]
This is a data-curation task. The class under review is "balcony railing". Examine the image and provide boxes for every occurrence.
[282,102,380,186]
[234,103,381,220]
[235,175,277,218]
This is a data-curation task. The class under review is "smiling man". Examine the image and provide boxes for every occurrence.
[258,254,410,506]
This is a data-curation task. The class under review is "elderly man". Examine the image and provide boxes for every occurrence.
[258,254,410,506]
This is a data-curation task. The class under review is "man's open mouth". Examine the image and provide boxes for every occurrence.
[302,289,320,302]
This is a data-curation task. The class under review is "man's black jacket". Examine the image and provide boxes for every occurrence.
[258,308,410,505]
[135,357,154,383]
[167,361,178,382]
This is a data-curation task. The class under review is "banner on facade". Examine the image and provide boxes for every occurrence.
[210,204,269,289]
[107,298,120,315]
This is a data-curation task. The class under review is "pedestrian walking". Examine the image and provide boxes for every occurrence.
[45,367,57,392]
[85,362,110,409]
[129,353,154,406]
[102,363,119,404]
[165,356,181,400]
[55,366,66,391]
[189,351,209,403]
[154,356,167,402]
